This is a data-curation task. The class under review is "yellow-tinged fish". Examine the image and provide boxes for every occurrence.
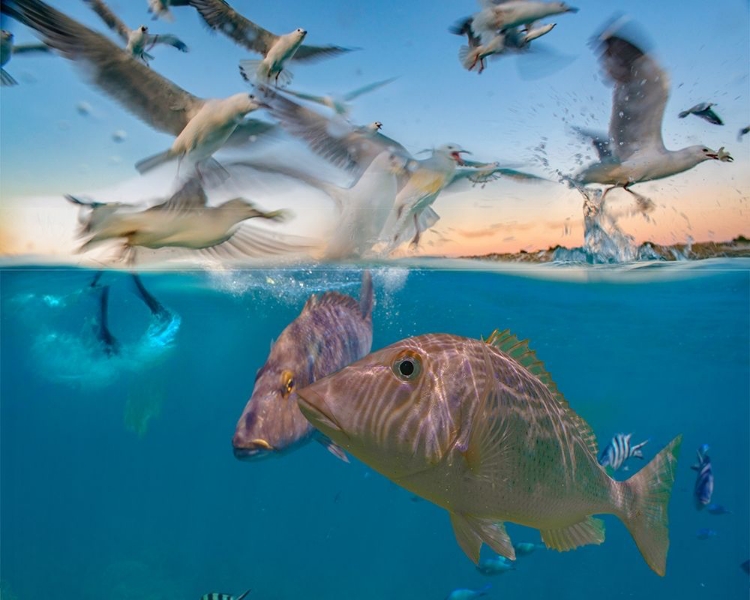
[296,330,682,576]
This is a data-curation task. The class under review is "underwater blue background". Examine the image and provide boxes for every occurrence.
[1,261,748,599]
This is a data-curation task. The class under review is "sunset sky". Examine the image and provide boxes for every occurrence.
[0,0,748,260]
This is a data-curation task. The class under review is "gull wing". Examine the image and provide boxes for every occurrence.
[596,23,669,160]
[342,77,398,101]
[145,33,189,52]
[183,0,278,55]
[697,106,723,126]
[223,118,277,148]
[449,164,545,187]
[152,178,209,213]
[11,42,50,54]
[2,0,203,136]
[261,87,409,173]
[292,43,356,63]
[84,0,130,43]
[572,126,613,161]
[201,224,319,261]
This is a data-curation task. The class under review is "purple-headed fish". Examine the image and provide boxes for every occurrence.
[297,330,682,576]
[232,271,373,461]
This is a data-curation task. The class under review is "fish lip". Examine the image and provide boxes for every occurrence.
[232,438,276,461]
[297,389,346,436]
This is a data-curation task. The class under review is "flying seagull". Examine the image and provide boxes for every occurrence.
[65,177,310,264]
[281,77,398,117]
[573,17,733,201]
[0,29,51,86]
[678,102,724,126]
[176,0,355,86]
[467,1,577,38]
[1,0,275,175]
[84,0,188,65]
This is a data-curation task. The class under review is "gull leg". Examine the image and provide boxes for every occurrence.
[478,57,486,74]
[622,185,655,218]
[96,285,120,356]
[410,213,421,248]
[130,273,170,321]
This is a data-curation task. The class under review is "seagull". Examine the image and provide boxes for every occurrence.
[84,0,188,65]
[678,102,724,126]
[65,177,310,264]
[281,77,398,117]
[259,85,410,176]
[468,1,577,38]
[0,29,51,86]
[573,17,733,202]
[230,151,409,260]
[177,0,355,86]
[381,144,545,250]
[147,0,189,22]
[1,0,275,175]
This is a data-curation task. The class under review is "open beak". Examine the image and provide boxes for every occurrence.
[451,150,472,165]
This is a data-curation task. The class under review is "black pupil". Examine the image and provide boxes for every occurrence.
[399,360,414,377]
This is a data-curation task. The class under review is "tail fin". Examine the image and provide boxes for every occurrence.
[359,270,373,320]
[1,68,18,86]
[236,589,252,600]
[458,46,478,71]
[678,111,689,119]
[619,435,682,576]
[135,149,173,174]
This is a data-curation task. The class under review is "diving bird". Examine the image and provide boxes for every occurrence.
[64,177,309,264]
[176,0,354,86]
[573,17,733,201]
[84,0,188,65]
[382,145,545,251]
[1,0,275,175]
[281,77,398,117]
[678,102,724,126]
[0,29,51,86]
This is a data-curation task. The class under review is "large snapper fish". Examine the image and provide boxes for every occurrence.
[232,271,373,460]
[297,330,681,575]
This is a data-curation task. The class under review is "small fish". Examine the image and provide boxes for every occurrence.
[598,433,649,471]
[678,102,724,125]
[741,559,750,574]
[445,584,491,600]
[297,330,682,576]
[695,528,717,540]
[200,590,251,600]
[706,503,731,515]
[691,446,714,510]
[513,542,544,557]
[232,271,373,461]
[477,555,516,575]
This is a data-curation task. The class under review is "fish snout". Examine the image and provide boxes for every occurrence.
[296,385,344,435]
[232,437,275,461]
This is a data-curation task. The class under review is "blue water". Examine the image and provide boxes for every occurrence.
[1,260,749,599]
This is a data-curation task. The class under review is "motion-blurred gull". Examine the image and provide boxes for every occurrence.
[573,18,733,201]
[177,0,354,86]
[281,77,397,117]
[678,102,724,126]
[1,0,275,176]
[0,29,51,86]
[65,177,310,264]
[468,1,577,38]
[85,0,188,65]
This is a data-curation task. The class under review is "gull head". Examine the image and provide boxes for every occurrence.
[1,30,13,44]
[293,28,308,41]
[701,146,734,163]
[139,26,149,33]
[228,93,271,115]
[369,121,383,131]
[437,143,472,165]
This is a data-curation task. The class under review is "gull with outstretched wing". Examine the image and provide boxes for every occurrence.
[0,28,51,85]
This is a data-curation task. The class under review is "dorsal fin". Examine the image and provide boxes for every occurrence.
[303,291,361,314]
[484,329,598,456]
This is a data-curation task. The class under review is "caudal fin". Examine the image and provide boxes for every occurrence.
[619,435,682,576]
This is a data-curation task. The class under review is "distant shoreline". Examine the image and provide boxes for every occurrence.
[461,236,750,263]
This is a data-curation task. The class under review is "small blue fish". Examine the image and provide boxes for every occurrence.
[477,555,516,575]
[200,590,250,600]
[696,528,718,540]
[512,542,544,557]
[707,503,731,515]
[691,446,714,510]
[446,584,492,599]
[598,433,649,471]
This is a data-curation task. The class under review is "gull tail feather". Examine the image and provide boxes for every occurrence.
[1,68,18,86]
[618,435,682,576]
[136,149,175,174]
[458,46,478,71]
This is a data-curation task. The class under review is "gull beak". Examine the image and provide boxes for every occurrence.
[451,149,472,165]
[566,6,580,13]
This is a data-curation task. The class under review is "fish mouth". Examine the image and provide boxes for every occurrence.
[297,389,345,436]
[232,438,276,461]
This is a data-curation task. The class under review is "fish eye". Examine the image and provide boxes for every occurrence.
[281,370,295,396]
[392,350,422,381]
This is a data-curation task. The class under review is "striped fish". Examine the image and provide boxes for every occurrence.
[691,446,714,510]
[598,433,649,471]
[200,591,250,600]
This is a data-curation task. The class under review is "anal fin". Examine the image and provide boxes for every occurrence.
[450,512,516,563]
[540,516,605,552]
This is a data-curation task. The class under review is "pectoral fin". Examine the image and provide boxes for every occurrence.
[450,512,516,563]
[540,516,605,551]
[315,434,349,463]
